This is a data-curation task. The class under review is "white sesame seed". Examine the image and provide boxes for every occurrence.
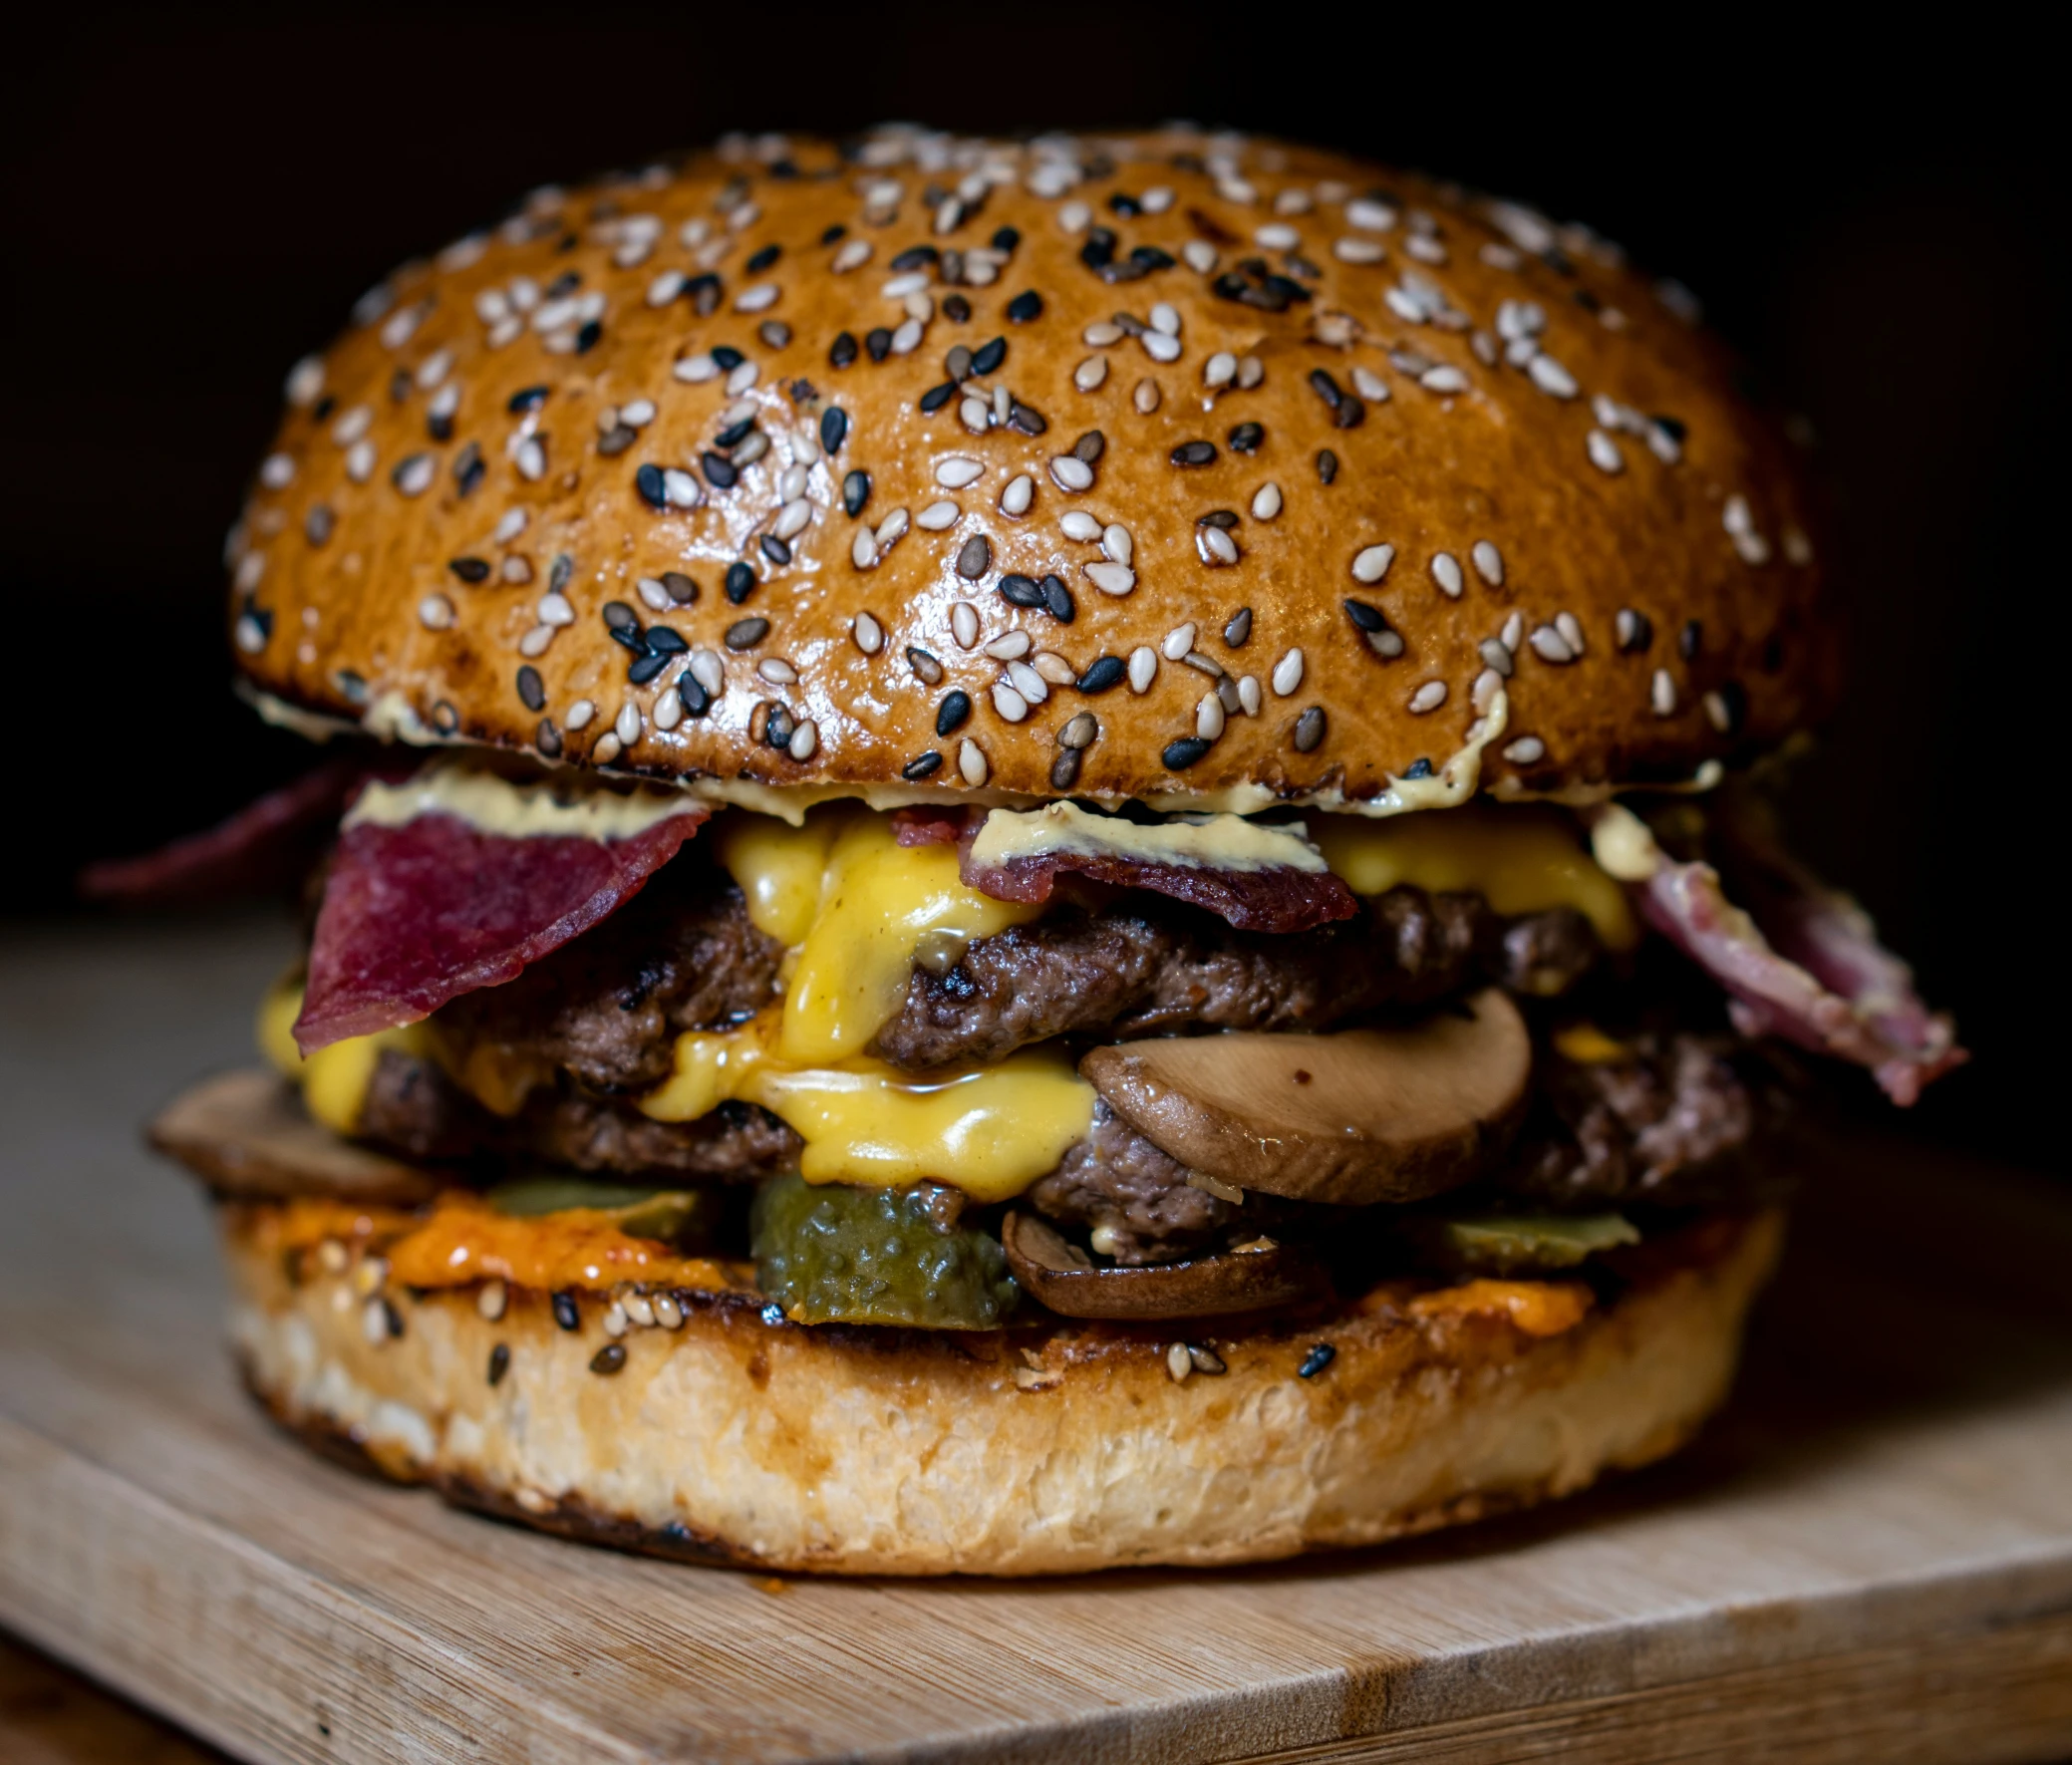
[1420,365,1469,394]
[602,1302,628,1338]
[1501,612,1524,652]
[1082,321,1123,348]
[1556,612,1586,654]
[1008,660,1048,704]
[1058,511,1101,542]
[1032,651,1075,686]
[1333,236,1386,264]
[673,352,719,384]
[1473,667,1506,710]
[1197,524,1239,566]
[1083,561,1135,596]
[984,631,1031,662]
[917,499,962,530]
[933,456,983,489]
[1350,365,1390,403]
[538,593,574,626]
[881,271,931,299]
[1408,680,1448,715]
[999,473,1034,517]
[1070,354,1110,396]
[1128,647,1157,693]
[492,507,529,545]
[690,650,724,696]
[776,463,808,501]
[851,529,878,569]
[653,688,682,731]
[1650,669,1678,717]
[1271,648,1304,697]
[637,576,671,611]
[875,506,909,546]
[1182,240,1219,274]
[1240,482,1282,526]
[1346,197,1397,231]
[1049,455,1094,492]
[1783,526,1814,565]
[1236,356,1264,389]
[284,354,325,407]
[726,360,759,396]
[1587,430,1626,474]
[1219,176,1258,203]
[1503,736,1547,764]
[1140,184,1174,213]
[958,738,989,785]
[1430,552,1464,599]
[1255,222,1300,250]
[1351,543,1395,583]
[662,466,701,507]
[788,719,818,760]
[832,238,873,272]
[1161,624,1198,662]
[1703,691,1734,733]
[890,317,923,354]
[344,440,376,482]
[566,699,596,731]
[948,601,980,650]
[418,593,454,630]
[259,451,297,490]
[1057,199,1091,233]
[1139,331,1181,365]
[621,399,657,429]
[590,732,622,764]
[757,658,796,685]
[512,438,545,481]
[1148,301,1182,338]
[1099,523,1133,567]
[853,611,884,655]
[1470,540,1504,587]
[1528,355,1579,399]
[1203,352,1236,390]
[1196,693,1226,740]
[615,702,642,743]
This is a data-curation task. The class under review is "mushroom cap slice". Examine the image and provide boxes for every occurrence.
[1002,1211,1330,1321]
[1078,989,1532,1207]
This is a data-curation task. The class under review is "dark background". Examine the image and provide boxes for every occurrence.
[2,11,2060,1168]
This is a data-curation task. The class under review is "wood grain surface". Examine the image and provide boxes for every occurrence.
[2,915,2069,1765]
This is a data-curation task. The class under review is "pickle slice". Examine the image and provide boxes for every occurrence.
[750,1173,1019,1328]
[484,1177,722,1250]
[1411,1210,1639,1276]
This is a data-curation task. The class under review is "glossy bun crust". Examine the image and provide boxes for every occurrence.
[228,129,1837,807]
[223,1202,1782,1577]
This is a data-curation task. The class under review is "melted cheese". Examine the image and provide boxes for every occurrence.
[258,975,433,1135]
[1313,801,1637,949]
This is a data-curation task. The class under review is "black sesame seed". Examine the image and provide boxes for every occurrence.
[992,225,1021,252]
[702,451,739,489]
[726,617,770,650]
[711,345,744,370]
[1079,228,1117,269]
[955,534,991,579]
[677,675,711,719]
[943,293,971,323]
[1712,681,1747,735]
[936,690,972,735]
[907,646,945,686]
[725,562,755,604]
[764,703,794,749]
[1171,441,1218,467]
[536,718,562,759]
[1042,574,1075,623]
[1308,369,1343,411]
[971,335,1008,376]
[603,600,638,633]
[1619,610,1654,653]
[945,344,974,382]
[549,553,574,594]
[1008,400,1048,436]
[596,423,637,456]
[634,463,668,508]
[661,571,698,604]
[1130,244,1176,272]
[312,394,335,421]
[919,382,957,414]
[447,556,490,584]
[1317,449,1339,484]
[891,244,940,271]
[714,417,756,450]
[644,626,688,656]
[628,652,669,685]
[1298,1342,1335,1379]
[507,385,549,414]
[551,1291,580,1331]
[829,330,858,369]
[819,406,848,452]
[842,470,871,517]
[1680,619,1702,660]
[685,274,722,316]
[487,1342,509,1386]
[590,1342,627,1376]
[1199,509,1240,529]
[1332,394,1366,430]
[866,327,893,363]
[760,534,792,566]
[902,750,944,780]
[1294,706,1328,751]
[820,222,846,245]
[1402,757,1434,779]
[1162,735,1213,769]
[1049,746,1083,789]
[545,270,580,298]
[1226,423,1264,454]
[1108,191,1143,217]
[1076,655,1125,694]
[1343,598,1387,633]
[452,443,483,497]
[574,320,602,355]
[1263,272,1311,305]
[428,409,454,443]
[515,666,545,711]
[1006,289,1042,324]
[430,700,458,735]
[999,574,1043,608]
[1286,253,1324,280]
[1224,608,1253,647]
[1073,430,1106,463]
[745,242,780,273]
[1653,414,1688,442]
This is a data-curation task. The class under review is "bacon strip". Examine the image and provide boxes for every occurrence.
[1635,838,1964,1106]
[80,758,384,903]
[893,804,1356,934]
[294,804,708,1054]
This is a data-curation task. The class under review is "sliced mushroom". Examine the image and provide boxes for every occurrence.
[1002,1210,1329,1320]
[1078,988,1531,1207]
[150,1068,442,1205]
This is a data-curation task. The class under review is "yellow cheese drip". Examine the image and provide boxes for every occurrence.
[1313,803,1637,949]
[257,976,433,1136]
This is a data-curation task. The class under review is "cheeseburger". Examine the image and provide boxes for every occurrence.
[124,128,1962,1576]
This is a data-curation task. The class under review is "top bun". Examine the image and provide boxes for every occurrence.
[227,128,1838,811]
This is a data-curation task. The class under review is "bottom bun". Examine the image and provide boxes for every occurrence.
[221,1202,1782,1577]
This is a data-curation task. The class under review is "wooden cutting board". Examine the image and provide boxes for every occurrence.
[2,916,2069,1765]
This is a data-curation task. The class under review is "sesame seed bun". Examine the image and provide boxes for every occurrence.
[220,1195,1781,1577]
[227,128,1837,810]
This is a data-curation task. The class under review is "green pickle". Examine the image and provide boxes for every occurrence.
[1414,1210,1640,1276]
[751,1172,1020,1328]
[485,1177,721,1251]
